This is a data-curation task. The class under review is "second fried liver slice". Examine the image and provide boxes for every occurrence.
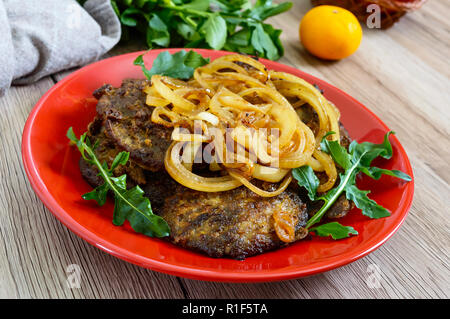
[160,186,309,260]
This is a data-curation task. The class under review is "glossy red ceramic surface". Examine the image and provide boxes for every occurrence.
[22,49,414,282]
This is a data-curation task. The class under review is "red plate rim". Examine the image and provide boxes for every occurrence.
[21,49,414,282]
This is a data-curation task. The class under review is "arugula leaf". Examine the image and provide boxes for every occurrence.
[305,165,360,229]
[293,131,412,237]
[83,183,109,206]
[345,184,390,219]
[292,165,319,201]
[110,151,130,171]
[349,131,394,167]
[134,50,210,80]
[67,127,170,238]
[360,166,412,181]
[310,222,358,240]
[320,132,351,170]
[111,182,169,237]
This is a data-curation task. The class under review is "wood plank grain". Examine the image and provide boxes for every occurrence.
[0,0,448,299]
[177,0,450,299]
[0,79,185,299]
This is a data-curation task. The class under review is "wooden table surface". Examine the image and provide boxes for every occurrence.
[0,1,449,299]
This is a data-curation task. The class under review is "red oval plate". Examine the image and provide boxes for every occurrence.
[22,49,414,282]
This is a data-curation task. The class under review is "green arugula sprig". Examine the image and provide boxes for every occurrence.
[293,131,412,240]
[103,0,292,60]
[310,222,358,240]
[67,127,170,238]
[134,49,209,79]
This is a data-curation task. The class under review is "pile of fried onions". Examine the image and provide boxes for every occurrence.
[144,54,341,197]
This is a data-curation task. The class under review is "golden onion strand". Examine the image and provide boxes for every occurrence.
[144,54,342,196]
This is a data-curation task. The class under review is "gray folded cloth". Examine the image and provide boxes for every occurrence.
[0,0,121,96]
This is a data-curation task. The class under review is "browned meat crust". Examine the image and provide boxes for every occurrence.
[160,186,308,260]
[104,119,172,172]
[80,116,146,187]
[339,122,352,150]
[142,171,178,211]
[95,79,172,171]
[95,79,149,118]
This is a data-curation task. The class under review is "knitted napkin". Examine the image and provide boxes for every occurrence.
[0,0,121,95]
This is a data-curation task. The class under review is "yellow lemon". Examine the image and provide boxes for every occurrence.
[300,5,363,60]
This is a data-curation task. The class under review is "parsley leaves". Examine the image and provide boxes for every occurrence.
[67,127,170,238]
[105,0,292,60]
[134,50,210,80]
[202,12,227,50]
[293,131,412,240]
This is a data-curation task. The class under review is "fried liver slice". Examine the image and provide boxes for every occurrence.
[95,79,172,172]
[160,186,308,260]
[79,116,147,187]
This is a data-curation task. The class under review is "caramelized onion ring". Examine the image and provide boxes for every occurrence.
[165,141,242,192]
[146,54,342,197]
